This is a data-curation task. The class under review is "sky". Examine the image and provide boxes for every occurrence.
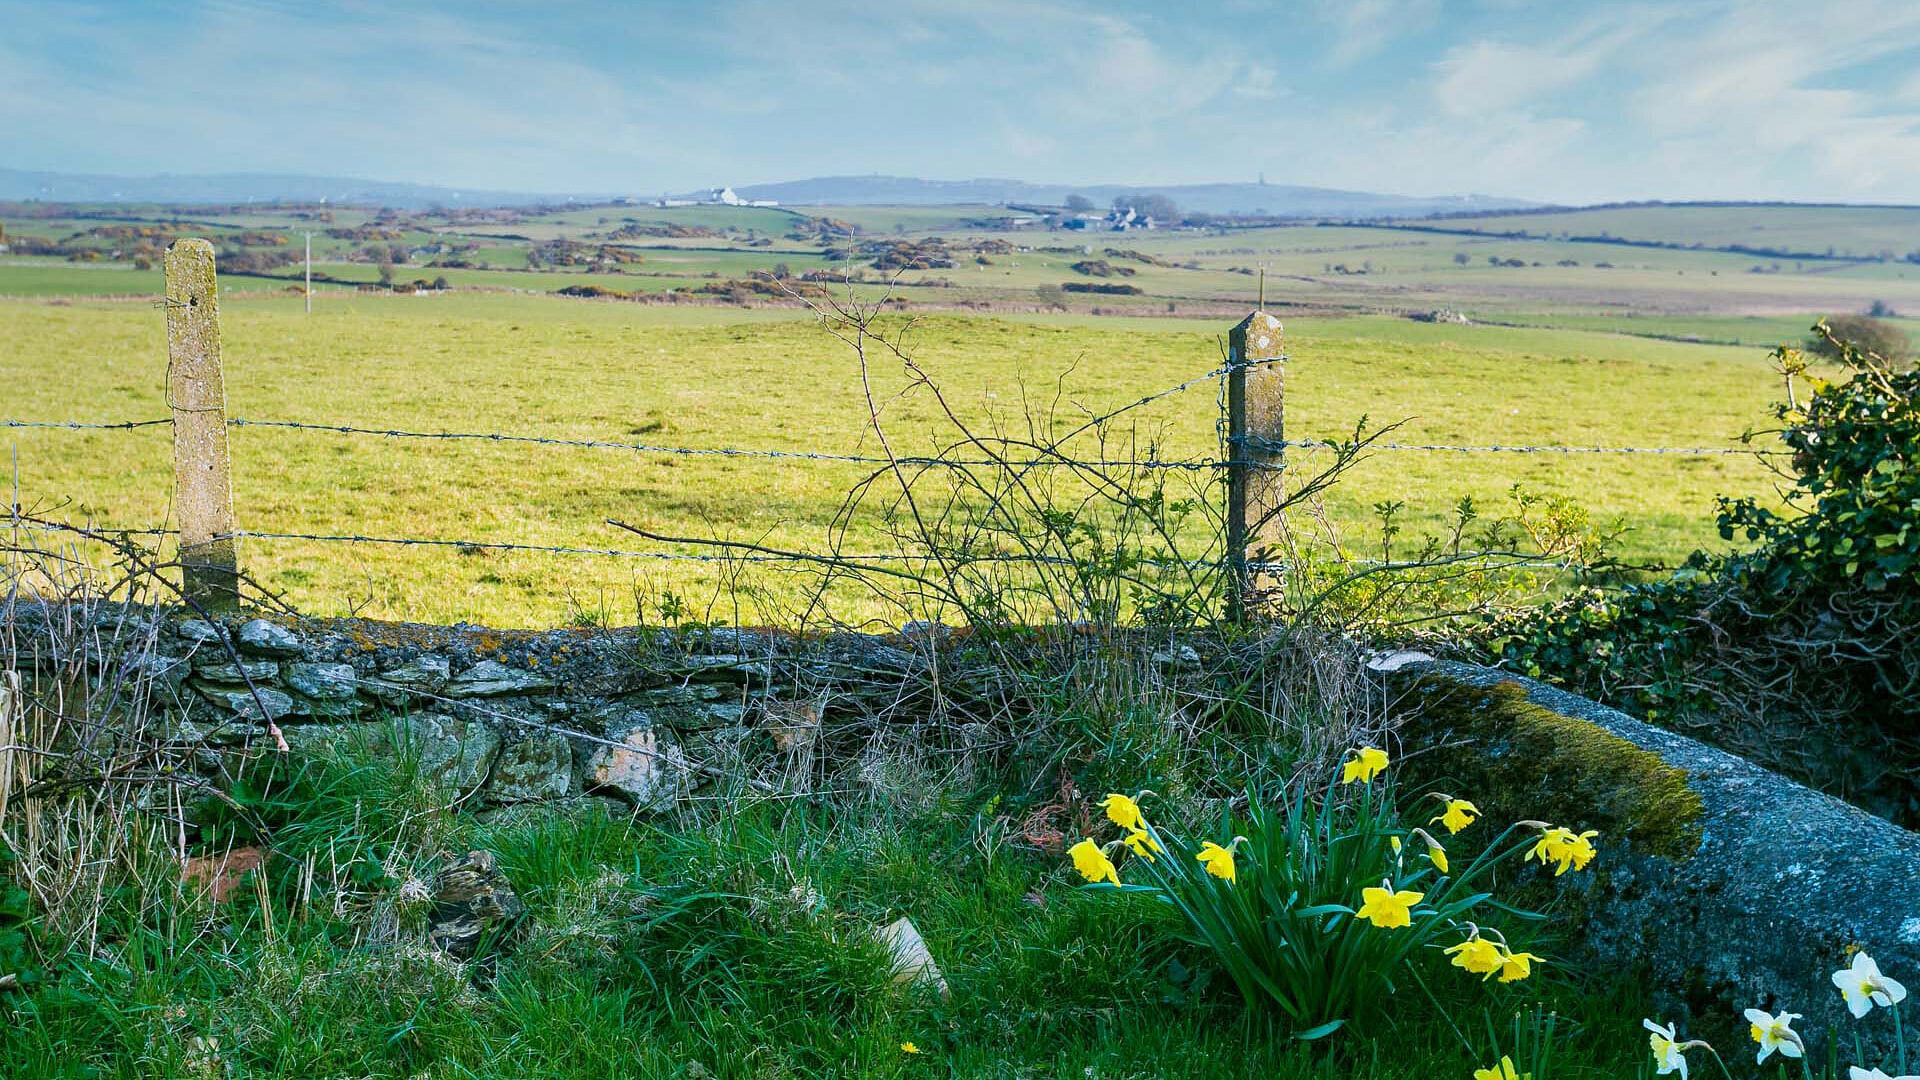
[6,0,1920,205]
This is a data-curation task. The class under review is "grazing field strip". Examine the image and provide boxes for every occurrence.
[0,293,1788,625]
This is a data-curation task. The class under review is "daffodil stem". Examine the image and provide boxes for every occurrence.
[1895,1002,1907,1075]
[1701,1045,1736,1080]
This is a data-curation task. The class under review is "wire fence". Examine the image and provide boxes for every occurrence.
[3,282,1773,612]
[7,412,1757,459]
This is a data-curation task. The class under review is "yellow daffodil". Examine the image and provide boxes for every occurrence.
[1527,826,1600,877]
[1444,935,1505,979]
[1833,951,1909,1018]
[1390,835,1403,854]
[1431,797,1481,835]
[1100,793,1144,831]
[1355,882,1423,929]
[900,1041,921,1054]
[1497,948,1542,983]
[1341,747,1390,785]
[1473,1056,1527,1080]
[1068,838,1120,885]
[1744,1009,1804,1064]
[1195,839,1242,883]
[1122,828,1162,862]
[1408,827,1448,874]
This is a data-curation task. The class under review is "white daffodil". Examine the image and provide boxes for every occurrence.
[1645,1018,1690,1078]
[1847,1067,1920,1080]
[1744,1008,1804,1064]
[1834,952,1910,1019]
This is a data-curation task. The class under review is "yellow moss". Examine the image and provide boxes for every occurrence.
[1404,678,1704,860]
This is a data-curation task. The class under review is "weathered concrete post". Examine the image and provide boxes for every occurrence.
[1224,309,1285,620]
[165,239,240,611]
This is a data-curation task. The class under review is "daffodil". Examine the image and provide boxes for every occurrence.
[1100,792,1144,831]
[1848,1067,1920,1080]
[1527,826,1600,876]
[1068,838,1120,885]
[1497,948,1542,983]
[1121,828,1161,862]
[1444,934,1505,979]
[1473,1056,1526,1080]
[1355,882,1423,929]
[1431,796,1481,834]
[1744,1009,1804,1064]
[1341,747,1390,785]
[1195,838,1243,883]
[1833,951,1909,1018]
[1409,827,1448,874]
[1644,1019,1692,1078]
[900,1041,921,1055]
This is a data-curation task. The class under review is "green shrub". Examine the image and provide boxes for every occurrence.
[1484,321,1920,822]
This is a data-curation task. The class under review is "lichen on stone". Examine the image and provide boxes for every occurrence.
[1401,677,1705,860]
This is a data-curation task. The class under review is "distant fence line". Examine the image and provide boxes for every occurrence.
[3,238,1761,619]
[5,416,1753,458]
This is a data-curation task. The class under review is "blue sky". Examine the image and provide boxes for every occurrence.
[7,0,1920,204]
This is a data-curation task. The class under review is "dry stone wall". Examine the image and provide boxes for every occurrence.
[41,609,983,810]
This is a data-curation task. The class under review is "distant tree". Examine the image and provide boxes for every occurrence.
[1453,252,1471,265]
[1064,194,1095,212]
[1810,315,1910,362]
[1112,193,1180,222]
[1870,299,1898,318]
[377,261,395,286]
[1034,283,1066,309]
[772,262,792,280]
[431,275,451,291]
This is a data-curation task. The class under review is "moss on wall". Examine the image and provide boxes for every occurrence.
[1400,677,1704,860]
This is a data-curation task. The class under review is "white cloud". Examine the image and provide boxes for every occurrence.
[1316,0,1442,66]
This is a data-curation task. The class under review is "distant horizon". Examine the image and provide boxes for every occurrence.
[10,165,1920,215]
[7,2,1920,205]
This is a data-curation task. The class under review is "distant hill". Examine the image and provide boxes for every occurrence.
[732,175,1538,218]
[1,167,1532,218]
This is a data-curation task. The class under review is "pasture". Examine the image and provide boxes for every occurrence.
[2,288,1785,626]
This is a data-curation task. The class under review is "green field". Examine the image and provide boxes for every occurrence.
[1393,203,1920,261]
[0,287,1790,626]
[7,199,1904,626]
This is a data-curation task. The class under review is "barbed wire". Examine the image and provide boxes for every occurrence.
[216,528,1287,572]
[3,418,172,431]
[1279,438,1754,456]
[224,418,1234,471]
[6,415,1763,459]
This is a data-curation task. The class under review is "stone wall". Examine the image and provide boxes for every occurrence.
[21,608,988,811]
[11,606,1920,1054]
[1393,660,1920,1057]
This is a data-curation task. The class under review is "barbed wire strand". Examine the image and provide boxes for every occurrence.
[216,528,1287,572]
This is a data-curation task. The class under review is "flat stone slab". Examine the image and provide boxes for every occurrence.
[1394,661,1920,1059]
[485,735,574,802]
[446,660,558,697]
[236,619,302,657]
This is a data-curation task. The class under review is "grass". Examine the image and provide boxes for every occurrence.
[0,730,1660,1079]
[0,291,1792,626]
[1403,203,1920,260]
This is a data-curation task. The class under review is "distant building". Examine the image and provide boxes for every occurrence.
[654,187,778,208]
